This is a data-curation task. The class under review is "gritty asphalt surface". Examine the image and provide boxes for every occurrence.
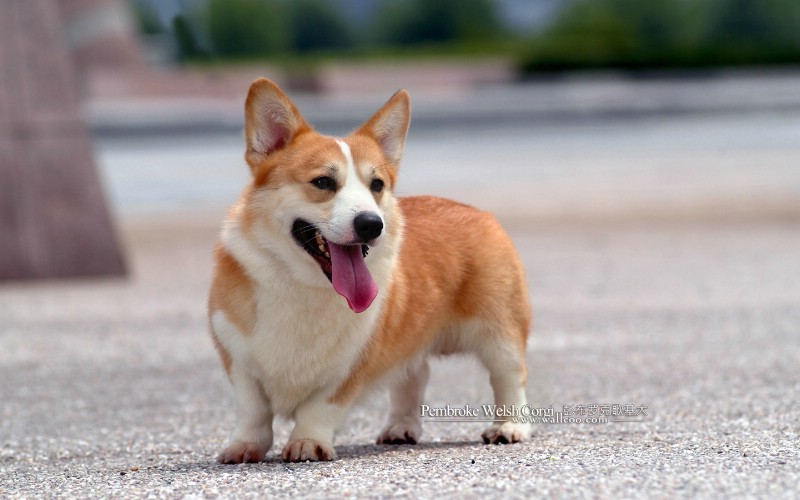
[3,75,800,497]
[2,214,798,498]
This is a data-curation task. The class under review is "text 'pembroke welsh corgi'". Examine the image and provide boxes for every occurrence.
[208,78,532,463]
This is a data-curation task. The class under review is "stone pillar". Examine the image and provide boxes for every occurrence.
[0,0,126,280]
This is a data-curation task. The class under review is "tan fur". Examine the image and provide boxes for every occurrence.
[210,330,233,377]
[209,78,532,464]
[331,196,530,405]
[208,245,257,338]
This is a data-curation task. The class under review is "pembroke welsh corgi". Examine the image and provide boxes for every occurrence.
[208,78,531,463]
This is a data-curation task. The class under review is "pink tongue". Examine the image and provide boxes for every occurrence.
[328,243,378,313]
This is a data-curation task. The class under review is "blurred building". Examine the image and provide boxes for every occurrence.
[58,0,145,73]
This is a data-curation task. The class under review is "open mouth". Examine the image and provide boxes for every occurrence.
[291,219,368,282]
[290,218,377,313]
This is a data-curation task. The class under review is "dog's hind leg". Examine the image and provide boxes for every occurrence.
[376,359,430,445]
[477,333,531,444]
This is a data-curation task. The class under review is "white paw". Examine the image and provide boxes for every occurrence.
[376,418,422,445]
[218,441,269,464]
[481,422,530,444]
[282,439,336,462]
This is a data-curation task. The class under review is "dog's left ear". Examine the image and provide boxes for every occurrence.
[245,78,310,170]
[356,90,411,165]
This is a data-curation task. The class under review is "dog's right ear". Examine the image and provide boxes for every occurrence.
[244,78,310,169]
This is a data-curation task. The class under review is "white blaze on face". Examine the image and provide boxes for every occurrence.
[323,140,382,313]
[328,139,383,244]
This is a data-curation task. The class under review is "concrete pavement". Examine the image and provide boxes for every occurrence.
[95,109,800,222]
[1,215,798,497]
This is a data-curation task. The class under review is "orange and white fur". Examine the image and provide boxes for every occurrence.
[208,78,531,463]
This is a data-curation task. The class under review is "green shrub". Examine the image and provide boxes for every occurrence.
[700,0,800,65]
[131,1,164,35]
[173,15,209,61]
[206,0,287,58]
[520,0,800,72]
[375,0,501,46]
[287,0,354,53]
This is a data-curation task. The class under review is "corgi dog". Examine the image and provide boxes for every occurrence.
[208,78,531,463]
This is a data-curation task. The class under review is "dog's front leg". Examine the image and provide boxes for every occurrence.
[377,360,429,445]
[218,369,274,464]
[282,396,348,462]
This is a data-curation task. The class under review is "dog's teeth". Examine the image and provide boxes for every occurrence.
[312,230,329,256]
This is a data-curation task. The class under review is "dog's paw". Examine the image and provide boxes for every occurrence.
[218,441,268,464]
[376,419,421,445]
[282,439,336,462]
[481,422,530,445]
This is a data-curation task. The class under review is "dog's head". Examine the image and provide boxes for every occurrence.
[239,78,410,313]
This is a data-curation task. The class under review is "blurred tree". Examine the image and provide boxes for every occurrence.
[376,0,501,46]
[206,0,287,58]
[703,0,800,63]
[173,14,209,61]
[708,0,799,44]
[520,0,800,72]
[162,0,517,61]
[524,1,638,69]
[522,0,696,70]
[131,0,164,35]
[287,0,354,52]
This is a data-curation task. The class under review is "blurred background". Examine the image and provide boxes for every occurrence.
[4,0,800,240]
[133,0,800,71]
[2,2,800,493]
[77,0,800,222]
[2,0,800,354]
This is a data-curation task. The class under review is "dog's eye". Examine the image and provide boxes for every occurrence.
[311,176,337,191]
[370,179,384,193]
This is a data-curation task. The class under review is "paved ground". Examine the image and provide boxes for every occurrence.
[2,74,800,497]
[95,110,800,220]
[1,214,798,497]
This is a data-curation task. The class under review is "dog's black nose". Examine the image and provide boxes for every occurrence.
[354,212,383,242]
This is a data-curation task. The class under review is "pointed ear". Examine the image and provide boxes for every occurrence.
[244,78,310,168]
[356,90,411,165]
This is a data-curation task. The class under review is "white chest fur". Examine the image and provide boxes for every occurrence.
[213,224,393,416]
